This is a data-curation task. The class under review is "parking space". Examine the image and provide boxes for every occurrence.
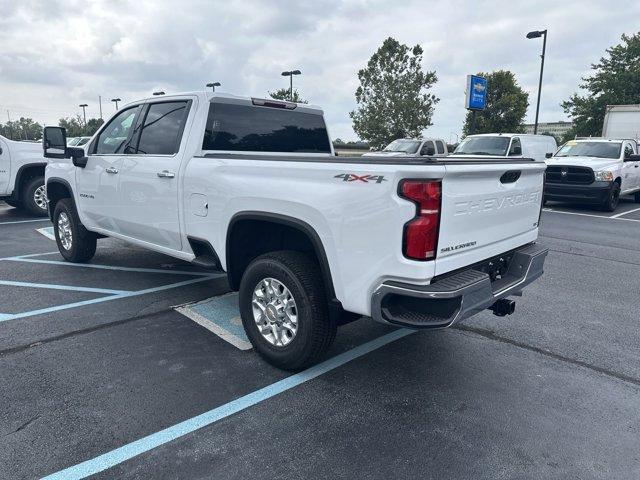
[1,201,639,479]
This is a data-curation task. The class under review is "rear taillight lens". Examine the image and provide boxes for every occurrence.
[399,180,441,261]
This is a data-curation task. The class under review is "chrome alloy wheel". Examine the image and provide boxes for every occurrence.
[34,185,47,211]
[57,212,73,251]
[252,277,298,347]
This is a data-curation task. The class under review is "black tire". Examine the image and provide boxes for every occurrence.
[635,191,640,203]
[53,198,97,263]
[3,198,22,208]
[21,176,48,216]
[239,251,337,371]
[602,182,620,212]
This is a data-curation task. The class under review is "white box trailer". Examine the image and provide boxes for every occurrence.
[602,104,640,141]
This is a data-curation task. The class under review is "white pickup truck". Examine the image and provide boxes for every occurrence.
[362,138,449,158]
[545,139,640,211]
[0,134,49,215]
[43,92,548,370]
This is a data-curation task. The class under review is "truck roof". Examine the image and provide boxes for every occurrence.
[130,91,325,115]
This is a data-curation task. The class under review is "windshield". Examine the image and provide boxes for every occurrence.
[555,141,621,159]
[383,139,421,154]
[452,136,511,156]
[66,137,79,146]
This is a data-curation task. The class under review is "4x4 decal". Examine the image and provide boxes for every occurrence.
[334,173,387,184]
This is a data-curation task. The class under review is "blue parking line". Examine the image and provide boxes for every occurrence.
[0,280,129,295]
[41,328,413,480]
[0,218,50,225]
[0,276,221,323]
[3,257,214,276]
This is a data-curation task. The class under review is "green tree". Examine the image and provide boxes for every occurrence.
[58,115,103,136]
[350,37,439,149]
[462,70,529,136]
[269,88,307,103]
[0,117,43,140]
[562,32,640,137]
[85,118,104,135]
[59,115,85,137]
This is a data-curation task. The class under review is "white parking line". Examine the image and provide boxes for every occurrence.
[610,206,640,218]
[0,280,129,295]
[543,208,640,222]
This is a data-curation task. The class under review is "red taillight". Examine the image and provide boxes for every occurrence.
[399,180,441,261]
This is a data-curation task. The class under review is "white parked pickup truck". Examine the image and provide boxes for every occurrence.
[362,138,449,158]
[43,92,548,370]
[545,139,640,211]
[452,133,557,162]
[0,134,49,215]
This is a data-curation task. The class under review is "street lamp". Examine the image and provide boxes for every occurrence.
[206,82,221,92]
[281,69,301,101]
[111,98,121,110]
[527,29,547,135]
[153,91,165,96]
[78,104,88,125]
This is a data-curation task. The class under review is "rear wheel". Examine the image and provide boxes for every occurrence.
[21,176,48,216]
[602,182,620,212]
[238,251,336,371]
[53,198,97,263]
[3,198,22,208]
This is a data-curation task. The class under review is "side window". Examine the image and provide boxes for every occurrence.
[136,101,189,155]
[435,140,445,154]
[624,143,634,158]
[420,141,435,155]
[509,137,522,156]
[94,106,141,155]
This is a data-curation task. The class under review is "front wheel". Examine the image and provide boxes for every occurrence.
[53,198,97,263]
[602,182,620,212]
[21,176,48,216]
[239,251,336,371]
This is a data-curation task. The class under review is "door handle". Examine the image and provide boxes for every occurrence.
[157,170,175,178]
[106,167,119,174]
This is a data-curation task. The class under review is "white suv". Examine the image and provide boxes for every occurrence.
[544,139,640,211]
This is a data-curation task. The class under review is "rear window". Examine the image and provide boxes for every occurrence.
[202,102,331,154]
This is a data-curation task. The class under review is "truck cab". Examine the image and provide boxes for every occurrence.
[544,138,640,211]
[0,135,49,215]
[363,138,448,158]
[451,133,557,162]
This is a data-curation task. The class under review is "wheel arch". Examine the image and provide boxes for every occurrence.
[225,211,337,303]
[46,178,76,220]
[14,163,46,194]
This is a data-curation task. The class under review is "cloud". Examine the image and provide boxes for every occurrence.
[0,0,639,140]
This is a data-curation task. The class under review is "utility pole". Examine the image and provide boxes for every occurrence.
[98,96,103,120]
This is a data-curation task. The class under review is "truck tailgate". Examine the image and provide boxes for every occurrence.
[435,161,545,276]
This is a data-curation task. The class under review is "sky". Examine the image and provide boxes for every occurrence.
[1,0,639,143]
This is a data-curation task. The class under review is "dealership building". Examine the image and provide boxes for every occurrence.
[523,121,573,138]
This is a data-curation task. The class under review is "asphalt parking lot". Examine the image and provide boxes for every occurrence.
[1,198,639,480]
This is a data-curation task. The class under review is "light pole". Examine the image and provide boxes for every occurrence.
[79,104,88,125]
[527,29,547,135]
[281,70,301,101]
[206,82,221,92]
[111,98,121,111]
[153,91,165,96]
